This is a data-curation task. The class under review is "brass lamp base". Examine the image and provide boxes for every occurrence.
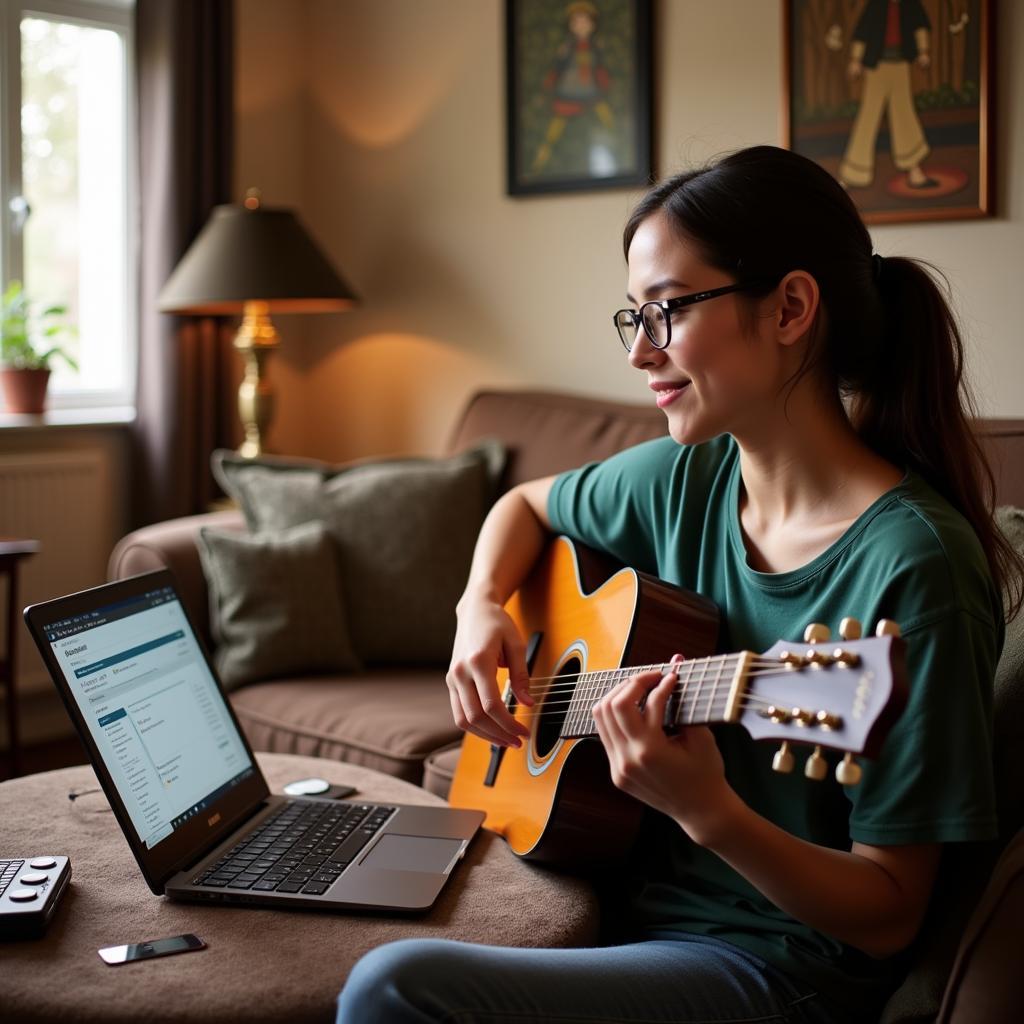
[234,300,279,458]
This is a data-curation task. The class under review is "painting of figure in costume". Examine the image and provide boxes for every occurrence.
[784,0,992,223]
[507,0,652,195]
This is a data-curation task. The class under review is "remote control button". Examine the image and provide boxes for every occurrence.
[9,888,39,902]
[20,872,49,885]
[29,858,57,870]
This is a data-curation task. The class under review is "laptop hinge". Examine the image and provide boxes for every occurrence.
[164,797,275,882]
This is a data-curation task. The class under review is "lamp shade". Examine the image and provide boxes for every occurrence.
[157,204,358,315]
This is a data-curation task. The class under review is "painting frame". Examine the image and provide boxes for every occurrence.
[782,0,994,224]
[505,0,653,197]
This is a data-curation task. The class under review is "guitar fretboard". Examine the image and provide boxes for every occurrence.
[561,654,746,738]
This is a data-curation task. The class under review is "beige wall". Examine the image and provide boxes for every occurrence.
[236,0,1024,463]
[0,426,131,748]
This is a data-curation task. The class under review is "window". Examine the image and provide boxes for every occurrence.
[1,0,135,410]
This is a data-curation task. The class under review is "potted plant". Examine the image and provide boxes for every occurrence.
[0,280,78,414]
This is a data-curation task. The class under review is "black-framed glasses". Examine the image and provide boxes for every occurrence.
[612,282,765,352]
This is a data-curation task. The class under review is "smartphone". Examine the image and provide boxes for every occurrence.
[315,784,358,800]
[98,933,206,965]
[282,778,357,800]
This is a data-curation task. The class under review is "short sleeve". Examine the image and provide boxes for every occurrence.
[547,437,679,575]
[848,607,1000,845]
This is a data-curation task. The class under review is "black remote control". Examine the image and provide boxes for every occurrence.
[0,856,72,940]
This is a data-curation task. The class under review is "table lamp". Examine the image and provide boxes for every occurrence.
[158,189,358,457]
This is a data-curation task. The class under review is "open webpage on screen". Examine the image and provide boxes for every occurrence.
[47,591,252,848]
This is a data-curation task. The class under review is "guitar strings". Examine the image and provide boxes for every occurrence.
[475,656,844,722]
[523,670,809,704]
[523,660,804,697]
[510,690,786,717]
[509,663,833,719]
[523,655,748,689]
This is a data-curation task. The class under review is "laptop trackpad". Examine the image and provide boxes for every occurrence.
[363,834,463,873]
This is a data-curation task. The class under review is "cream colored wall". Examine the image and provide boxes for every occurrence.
[236,0,1024,462]
[0,427,131,748]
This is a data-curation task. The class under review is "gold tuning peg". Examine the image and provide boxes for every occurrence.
[835,753,863,786]
[804,745,828,781]
[839,617,862,641]
[803,623,830,644]
[875,619,901,638]
[772,741,795,774]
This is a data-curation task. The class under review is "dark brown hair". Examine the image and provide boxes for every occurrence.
[624,145,1022,620]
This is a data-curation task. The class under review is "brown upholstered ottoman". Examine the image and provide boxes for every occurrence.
[1,752,599,1023]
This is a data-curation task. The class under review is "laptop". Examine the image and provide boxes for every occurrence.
[23,569,484,913]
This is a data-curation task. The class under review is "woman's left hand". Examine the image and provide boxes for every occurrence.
[592,654,738,845]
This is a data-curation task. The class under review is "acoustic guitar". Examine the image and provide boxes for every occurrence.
[448,535,908,867]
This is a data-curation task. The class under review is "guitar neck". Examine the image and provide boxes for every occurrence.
[561,652,750,738]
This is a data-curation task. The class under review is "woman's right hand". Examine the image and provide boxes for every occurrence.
[446,595,534,748]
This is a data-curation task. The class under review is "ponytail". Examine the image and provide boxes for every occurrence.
[851,257,1024,620]
[624,146,1024,620]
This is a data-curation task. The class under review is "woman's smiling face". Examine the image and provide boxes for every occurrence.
[625,211,781,446]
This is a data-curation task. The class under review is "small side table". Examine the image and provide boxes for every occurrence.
[1,538,40,778]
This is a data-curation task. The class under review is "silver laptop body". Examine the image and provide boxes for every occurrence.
[24,569,483,913]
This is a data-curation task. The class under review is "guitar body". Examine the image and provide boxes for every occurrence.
[448,536,720,867]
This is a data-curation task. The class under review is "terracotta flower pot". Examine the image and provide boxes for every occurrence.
[0,367,51,414]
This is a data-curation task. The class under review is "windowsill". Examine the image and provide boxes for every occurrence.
[0,405,135,431]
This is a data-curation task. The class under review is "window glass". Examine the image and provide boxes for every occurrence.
[21,14,129,402]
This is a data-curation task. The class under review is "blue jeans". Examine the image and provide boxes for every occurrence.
[336,934,841,1024]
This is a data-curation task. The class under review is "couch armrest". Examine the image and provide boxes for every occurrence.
[936,827,1024,1023]
[107,509,245,647]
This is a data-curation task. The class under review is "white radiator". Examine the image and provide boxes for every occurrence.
[0,448,119,744]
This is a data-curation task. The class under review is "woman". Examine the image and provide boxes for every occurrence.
[336,146,1018,1023]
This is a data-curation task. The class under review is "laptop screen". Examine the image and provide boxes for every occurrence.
[41,583,255,851]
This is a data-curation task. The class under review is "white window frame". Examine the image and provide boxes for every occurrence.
[0,0,137,411]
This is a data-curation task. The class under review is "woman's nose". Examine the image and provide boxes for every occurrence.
[627,327,663,370]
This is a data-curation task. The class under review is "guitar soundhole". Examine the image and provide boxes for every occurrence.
[535,656,580,759]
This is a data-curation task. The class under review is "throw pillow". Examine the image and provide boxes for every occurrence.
[197,520,361,690]
[211,440,506,664]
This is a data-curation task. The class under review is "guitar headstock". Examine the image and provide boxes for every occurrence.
[737,618,907,784]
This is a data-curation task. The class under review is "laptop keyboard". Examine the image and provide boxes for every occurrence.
[191,800,396,896]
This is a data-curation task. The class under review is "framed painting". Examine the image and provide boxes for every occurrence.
[506,0,653,196]
[782,0,993,223]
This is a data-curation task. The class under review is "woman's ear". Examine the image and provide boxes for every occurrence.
[773,271,819,346]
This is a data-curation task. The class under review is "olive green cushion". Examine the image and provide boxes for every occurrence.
[197,520,360,689]
[212,441,505,664]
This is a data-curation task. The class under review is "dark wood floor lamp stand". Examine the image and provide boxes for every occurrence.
[1,539,40,779]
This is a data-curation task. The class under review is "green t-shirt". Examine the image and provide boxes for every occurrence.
[547,434,1002,1021]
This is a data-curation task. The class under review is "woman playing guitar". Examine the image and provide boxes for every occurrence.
[337,146,1021,1024]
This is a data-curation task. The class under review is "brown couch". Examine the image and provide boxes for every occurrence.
[108,387,1024,1022]
[107,390,672,791]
